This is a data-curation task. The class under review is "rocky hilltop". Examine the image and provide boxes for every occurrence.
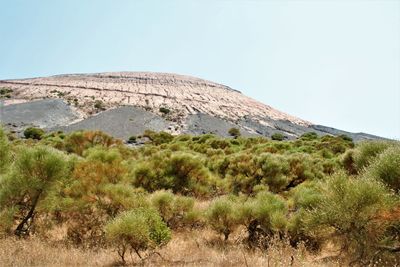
[0,72,381,141]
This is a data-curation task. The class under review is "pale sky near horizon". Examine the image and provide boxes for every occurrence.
[0,0,399,139]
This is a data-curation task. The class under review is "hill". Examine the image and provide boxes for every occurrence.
[0,72,382,140]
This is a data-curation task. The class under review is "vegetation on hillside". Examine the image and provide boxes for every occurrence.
[0,126,399,265]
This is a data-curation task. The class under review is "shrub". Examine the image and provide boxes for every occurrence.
[286,153,323,187]
[339,134,353,142]
[258,153,290,192]
[127,135,137,144]
[0,88,12,96]
[105,208,171,263]
[59,184,149,247]
[165,153,212,196]
[236,192,288,248]
[150,190,195,228]
[132,152,213,196]
[271,133,285,141]
[365,146,400,191]
[24,127,45,140]
[143,130,173,145]
[225,152,291,194]
[341,149,357,175]
[228,128,241,138]
[353,141,392,170]
[159,107,170,114]
[286,182,322,249]
[300,132,318,141]
[206,196,239,241]
[64,130,121,156]
[94,100,105,110]
[303,172,394,263]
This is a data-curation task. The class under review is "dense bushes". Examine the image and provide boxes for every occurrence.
[132,152,214,196]
[353,141,392,171]
[0,126,399,264]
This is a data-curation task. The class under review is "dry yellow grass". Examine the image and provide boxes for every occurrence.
[0,229,340,267]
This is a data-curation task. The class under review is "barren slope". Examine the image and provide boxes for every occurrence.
[0,72,382,140]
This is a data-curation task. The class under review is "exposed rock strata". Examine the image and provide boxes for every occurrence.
[0,72,383,141]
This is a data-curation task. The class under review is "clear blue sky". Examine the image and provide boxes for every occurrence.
[1,0,399,139]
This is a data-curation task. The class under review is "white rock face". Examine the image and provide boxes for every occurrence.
[0,72,310,130]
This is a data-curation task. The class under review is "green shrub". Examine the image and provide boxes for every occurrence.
[159,107,170,114]
[127,135,137,144]
[225,152,291,194]
[303,172,394,262]
[236,192,288,248]
[300,132,318,141]
[228,127,241,138]
[150,190,195,228]
[0,88,13,95]
[24,127,45,140]
[271,133,285,141]
[143,130,173,145]
[286,181,322,249]
[353,141,392,170]
[207,196,239,241]
[341,149,357,175]
[339,134,353,142]
[133,152,213,196]
[258,153,290,192]
[94,100,105,110]
[365,146,400,191]
[105,208,171,263]
[64,130,120,156]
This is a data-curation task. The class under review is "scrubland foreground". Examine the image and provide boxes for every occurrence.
[0,127,399,266]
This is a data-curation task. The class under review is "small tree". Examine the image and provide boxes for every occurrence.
[0,146,67,236]
[105,208,171,264]
[150,190,194,228]
[24,127,45,140]
[228,127,241,138]
[206,196,239,241]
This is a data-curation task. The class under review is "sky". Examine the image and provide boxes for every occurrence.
[0,0,399,139]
